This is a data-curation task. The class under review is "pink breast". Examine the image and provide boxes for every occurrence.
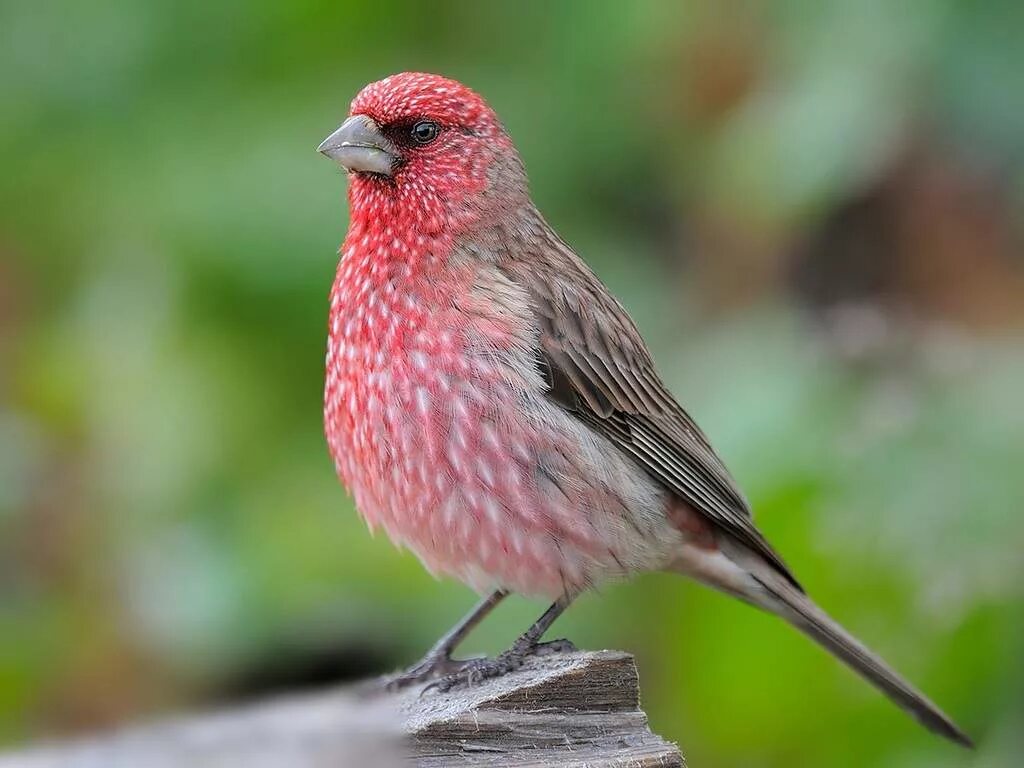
[324,250,615,598]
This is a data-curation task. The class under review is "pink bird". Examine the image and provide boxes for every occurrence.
[318,72,971,746]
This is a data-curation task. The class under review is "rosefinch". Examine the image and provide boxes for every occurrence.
[318,72,971,746]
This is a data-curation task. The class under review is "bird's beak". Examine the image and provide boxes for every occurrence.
[317,114,399,177]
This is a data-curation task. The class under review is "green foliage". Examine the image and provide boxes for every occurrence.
[1,1,1021,765]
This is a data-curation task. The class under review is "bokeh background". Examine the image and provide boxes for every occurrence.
[2,1,1022,765]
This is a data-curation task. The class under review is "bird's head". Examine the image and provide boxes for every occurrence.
[319,73,528,234]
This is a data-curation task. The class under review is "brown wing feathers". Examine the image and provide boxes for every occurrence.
[507,231,802,590]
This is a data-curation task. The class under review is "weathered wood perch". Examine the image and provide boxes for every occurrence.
[0,650,683,767]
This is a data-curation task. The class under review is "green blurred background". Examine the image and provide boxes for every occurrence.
[2,0,1022,765]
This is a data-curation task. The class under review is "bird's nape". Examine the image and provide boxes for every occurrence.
[319,71,973,750]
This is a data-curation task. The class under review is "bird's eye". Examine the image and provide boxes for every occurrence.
[410,120,440,145]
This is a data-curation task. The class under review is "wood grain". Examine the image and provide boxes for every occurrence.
[0,650,684,767]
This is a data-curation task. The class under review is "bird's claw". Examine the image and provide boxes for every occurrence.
[374,652,485,693]
[532,637,577,656]
[422,653,522,695]
[421,637,578,695]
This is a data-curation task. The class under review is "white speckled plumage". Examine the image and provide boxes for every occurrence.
[325,216,683,597]
[320,73,972,746]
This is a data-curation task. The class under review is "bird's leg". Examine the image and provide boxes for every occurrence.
[381,589,507,690]
[425,595,577,693]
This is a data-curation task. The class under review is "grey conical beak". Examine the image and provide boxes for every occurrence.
[317,115,399,177]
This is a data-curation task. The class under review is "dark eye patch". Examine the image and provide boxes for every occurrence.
[410,120,440,144]
[384,118,445,149]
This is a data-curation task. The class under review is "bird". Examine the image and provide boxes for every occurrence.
[317,72,972,747]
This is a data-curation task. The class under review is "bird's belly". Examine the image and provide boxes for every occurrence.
[325,350,682,599]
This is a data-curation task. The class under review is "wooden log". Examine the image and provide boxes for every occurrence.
[0,650,684,767]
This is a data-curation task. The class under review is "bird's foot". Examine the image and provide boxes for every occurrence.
[374,651,485,693]
[422,637,577,694]
[530,637,577,657]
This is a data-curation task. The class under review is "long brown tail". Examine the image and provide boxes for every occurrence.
[752,570,973,747]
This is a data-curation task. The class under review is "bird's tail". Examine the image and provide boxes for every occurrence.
[675,545,973,747]
[768,581,971,746]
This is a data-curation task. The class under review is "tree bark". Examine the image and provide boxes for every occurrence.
[0,650,684,767]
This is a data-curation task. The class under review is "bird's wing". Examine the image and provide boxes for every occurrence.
[505,237,801,590]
